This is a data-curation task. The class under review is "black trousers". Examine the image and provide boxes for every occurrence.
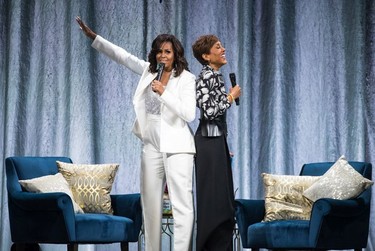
[195,129,235,251]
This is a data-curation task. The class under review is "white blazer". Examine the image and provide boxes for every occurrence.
[92,35,196,153]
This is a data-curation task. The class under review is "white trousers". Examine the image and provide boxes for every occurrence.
[141,116,194,251]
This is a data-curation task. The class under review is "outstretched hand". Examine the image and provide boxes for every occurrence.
[76,16,97,40]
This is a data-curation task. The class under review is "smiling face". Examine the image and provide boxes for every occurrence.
[203,41,227,71]
[156,42,175,72]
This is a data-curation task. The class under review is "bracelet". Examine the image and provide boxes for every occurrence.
[228,94,234,103]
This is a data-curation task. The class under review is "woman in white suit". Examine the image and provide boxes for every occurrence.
[76,17,196,251]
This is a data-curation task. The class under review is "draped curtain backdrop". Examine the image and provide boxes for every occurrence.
[1,0,374,250]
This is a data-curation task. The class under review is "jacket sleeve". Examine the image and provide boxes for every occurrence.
[196,70,231,120]
[91,35,149,75]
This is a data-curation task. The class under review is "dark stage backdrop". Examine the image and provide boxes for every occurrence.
[1,0,374,250]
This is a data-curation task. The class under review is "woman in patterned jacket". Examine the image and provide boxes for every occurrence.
[192,34,241,251]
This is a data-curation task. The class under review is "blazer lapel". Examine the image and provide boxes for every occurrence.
[134,72,157,102]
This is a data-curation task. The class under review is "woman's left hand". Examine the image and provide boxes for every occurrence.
[76,16,97,40]
[151,80,165,95]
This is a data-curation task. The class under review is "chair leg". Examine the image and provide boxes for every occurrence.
[121,242,129,251]
[67,244,78,251]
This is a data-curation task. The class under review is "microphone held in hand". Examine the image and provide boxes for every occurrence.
[229,73,240,106]
[156,63,165,81]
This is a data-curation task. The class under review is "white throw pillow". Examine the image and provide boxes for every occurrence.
[19,172,84,213]
[303,155,373,202]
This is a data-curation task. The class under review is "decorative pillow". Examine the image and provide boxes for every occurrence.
[262,173,320,222]
[19,173,84,214]
[303,155,374,202]
[56,161,119,214]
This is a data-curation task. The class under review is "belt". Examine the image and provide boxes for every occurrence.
[199,109,227,137]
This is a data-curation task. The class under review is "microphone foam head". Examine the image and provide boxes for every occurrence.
[157,62,165,70]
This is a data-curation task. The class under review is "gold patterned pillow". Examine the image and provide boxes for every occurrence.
[56,161,119,214]
[303,155,374,202]
[262,173,320,222]
[19,173,84,214]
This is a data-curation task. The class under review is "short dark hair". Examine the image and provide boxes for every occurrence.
[192,35,219,65]
[148,34,189,77]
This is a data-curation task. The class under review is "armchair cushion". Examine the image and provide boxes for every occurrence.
[247,220,311,248]
[57,161,119,214]
[75,213,134,242]
[303,155,373,202]
[262,173,319,221]
[19,172,84,213]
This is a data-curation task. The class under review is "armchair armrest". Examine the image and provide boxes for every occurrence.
[235,199,265,225]
[10,191,76,213]
[111,193,142,241]
[309,197,371,246]
[111,193,141,219]
[235,199,265,246]
[8,191,76,241]
[311,197,369,219]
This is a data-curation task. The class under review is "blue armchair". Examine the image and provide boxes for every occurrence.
[5,156,142,251]
[235,161,372,251]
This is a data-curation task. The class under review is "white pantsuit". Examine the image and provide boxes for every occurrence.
[92,36,196,251]
[141,140,194,251]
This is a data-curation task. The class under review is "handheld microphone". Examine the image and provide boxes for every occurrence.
[229,73,240,106]
[156,63,165,81]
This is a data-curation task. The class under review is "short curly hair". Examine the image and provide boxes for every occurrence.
[192,35,219,65]
[148,34,189,77]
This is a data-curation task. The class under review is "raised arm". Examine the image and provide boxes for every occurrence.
[76,16,97,40]
[75,16,148,75]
